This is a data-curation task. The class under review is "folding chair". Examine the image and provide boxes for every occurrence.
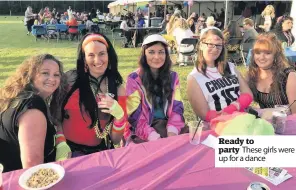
[176,38,198,66]
[46,25,59,42]
[98,23,106,34]
[225,37,244,65]
[90,24,100,33]
[78,24,87,37]
[111,28,128,47]
[68,25,79,41]
[31,25,47,41]
[56,24,68,40]
[241,38,256,67]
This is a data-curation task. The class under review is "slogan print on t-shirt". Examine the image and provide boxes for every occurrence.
[205,74,240,111]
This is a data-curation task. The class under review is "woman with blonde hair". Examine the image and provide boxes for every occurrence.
[166,13,181,35]
[247,33,296,113]
[187,28,253,122]
[257,5,276,32]
[0,54,67,172]
[206,16,216,28]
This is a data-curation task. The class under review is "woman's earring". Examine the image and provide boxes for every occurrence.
[84,64,89,72]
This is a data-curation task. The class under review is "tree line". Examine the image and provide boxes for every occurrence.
[0,1,112,15]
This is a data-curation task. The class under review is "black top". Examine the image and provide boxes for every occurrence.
[253,68,295,109]
[0,94,56,172]
[275,30,295,47]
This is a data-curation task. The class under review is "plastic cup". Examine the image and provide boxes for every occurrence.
[274,105,290,115]
[0,163,3,190]
[272,111,287,134]
[188,121,203,145]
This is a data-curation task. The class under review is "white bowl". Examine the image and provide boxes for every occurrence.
[18,163,65,190]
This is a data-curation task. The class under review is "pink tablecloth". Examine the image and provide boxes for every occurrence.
[3,130,296,190]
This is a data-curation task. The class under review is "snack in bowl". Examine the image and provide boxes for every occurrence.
[19,163,65,190]
[26,168,59,188]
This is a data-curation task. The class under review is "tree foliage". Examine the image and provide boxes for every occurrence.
[0,1,112,15]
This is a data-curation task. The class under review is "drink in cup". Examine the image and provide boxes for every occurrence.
[272,111,287,134]
[188,121,203,145]
[0,163,3,190]
[274,105,290,115]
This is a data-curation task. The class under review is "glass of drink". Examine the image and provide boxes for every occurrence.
[274,105,290,115]
[272,111,287,134]
[0,163,3,190]
[188,120,203,145]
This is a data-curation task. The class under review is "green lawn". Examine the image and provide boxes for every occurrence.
[0,16,246,122]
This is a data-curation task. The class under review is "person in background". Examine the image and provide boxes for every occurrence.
[33,14,39,25]
[187,28,253,122]
[137,14,145,27]
[43,7,52,24]
[38,9,44,24]
[125,34,186,143]
[52,8,56,15]
[166,13,181,35]
[159,14,171,34]
[242,18,258,54]
[61,33,127,157]
[257,5,276,32]
[120,16,132,48]
[223,20,243,42]
[24,6,35,35]
[56,12,61,24]
[67,6,72,15]
[206,16,216,28]
[90,8,97,20]
[247,33,296,113]
[49,13,57,24]
[60,13,67,24]
[85,15,94,32]
[0,54,67,172]
[195,16,206,35]
[274,16,295,48]
[219,8,225,29]
[96,9,100,17]
[66,13,78,41]
[187,12,196,33]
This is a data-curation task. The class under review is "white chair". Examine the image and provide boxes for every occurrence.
[176,38,198,66]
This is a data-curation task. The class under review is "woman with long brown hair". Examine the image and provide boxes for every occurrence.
[187,28,253,122]
[247,33,296,113]
[125,34,185,143]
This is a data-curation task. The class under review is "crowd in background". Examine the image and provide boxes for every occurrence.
[1,3,296,174]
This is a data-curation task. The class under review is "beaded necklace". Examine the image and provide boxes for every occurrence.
[89,76,112,139]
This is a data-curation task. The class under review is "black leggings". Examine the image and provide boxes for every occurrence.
[26,19,34,32]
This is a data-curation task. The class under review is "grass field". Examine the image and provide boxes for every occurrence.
[0,16,247,122]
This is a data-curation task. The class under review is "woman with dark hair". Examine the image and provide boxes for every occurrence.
[187,28,253,122]
[61,33,127,157]
[124,34,185,143]
[274,16,294,47]
[247,33,296,113]
[0,54,67,172]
